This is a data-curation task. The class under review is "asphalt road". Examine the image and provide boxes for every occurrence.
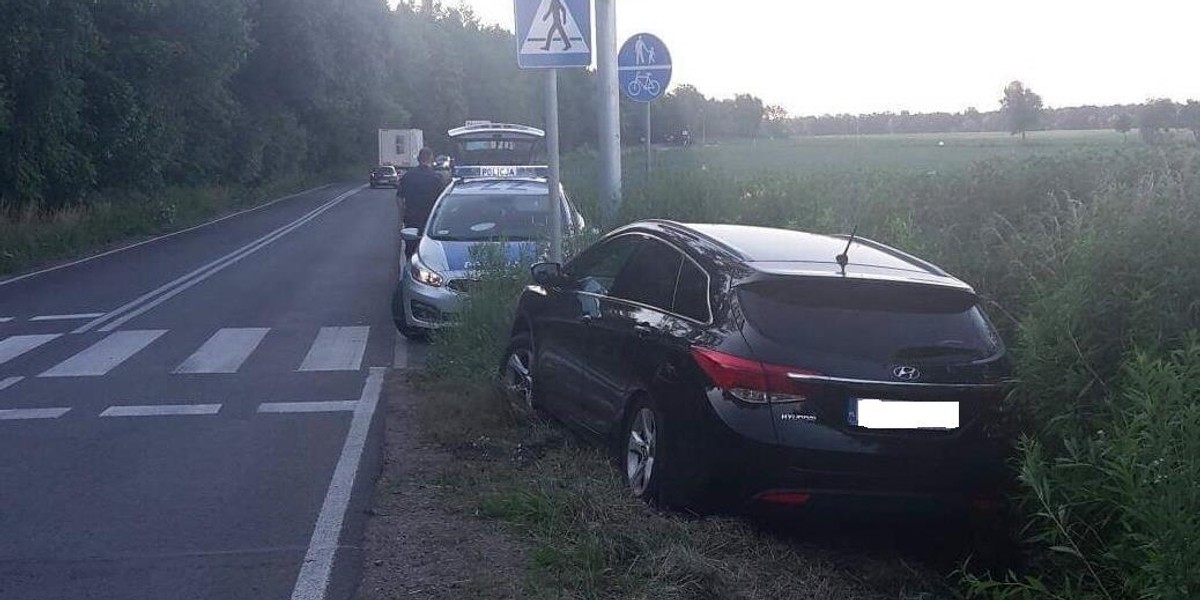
[0,183,424,600]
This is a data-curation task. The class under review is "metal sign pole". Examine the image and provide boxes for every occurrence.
[596,0,621,228]
[545,69,563,263]
[645,104,651,175]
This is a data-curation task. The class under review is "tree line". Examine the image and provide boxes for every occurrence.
[0,0,770,211]
[759,82,1200,143]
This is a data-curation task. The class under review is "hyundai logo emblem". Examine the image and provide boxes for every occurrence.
[892,366,921,381]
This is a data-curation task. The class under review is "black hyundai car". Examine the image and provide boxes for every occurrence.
[501,220,1012,510]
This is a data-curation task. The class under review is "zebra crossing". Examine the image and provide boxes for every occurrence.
[0,325,386,380]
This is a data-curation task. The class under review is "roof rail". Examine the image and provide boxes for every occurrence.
[447,123,546,138]
[829,233,949,276]
[634,219,749,260]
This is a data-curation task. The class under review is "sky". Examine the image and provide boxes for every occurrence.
[426,0,1200,116]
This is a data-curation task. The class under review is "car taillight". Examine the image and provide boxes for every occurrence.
[690,347,818,404]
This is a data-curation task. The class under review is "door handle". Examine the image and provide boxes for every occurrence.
[634,323,656,339]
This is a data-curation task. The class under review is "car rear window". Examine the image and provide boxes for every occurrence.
[736,278,1002,362]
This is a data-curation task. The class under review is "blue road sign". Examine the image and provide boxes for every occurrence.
[514,0,592,69]
[619,33,672,103]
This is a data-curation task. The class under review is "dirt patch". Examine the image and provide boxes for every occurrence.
[356,371,526,600]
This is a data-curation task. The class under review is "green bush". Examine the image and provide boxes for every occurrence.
[963,339,1200,599]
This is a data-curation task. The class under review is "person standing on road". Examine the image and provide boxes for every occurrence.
[397,148,447,256]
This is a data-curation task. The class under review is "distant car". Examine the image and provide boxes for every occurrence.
[370,165,399,188]
[433,154,453,171]
[501,221,1012,511]
[392,171,585,338]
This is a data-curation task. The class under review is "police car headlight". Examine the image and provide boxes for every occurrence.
[409,256,444,288]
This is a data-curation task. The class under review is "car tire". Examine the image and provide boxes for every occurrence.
[499,332,540,415]
[618,396,718,513]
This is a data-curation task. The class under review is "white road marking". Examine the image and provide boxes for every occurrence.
[299,327,371,372]
[393,335,408,369]
[0,376,24,391]
[100,404,222,417]
[0,317,13,323]
[0,184,333,288]
[0,334,62,366]
[40,330,167,377]
[175,328,270,374]
[290,367,385,600]
[0,407,71,421]
[257,401,358,414]
[29,312,106,321]
[80,186,365,334]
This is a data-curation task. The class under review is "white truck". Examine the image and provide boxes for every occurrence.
[378,129,424,171]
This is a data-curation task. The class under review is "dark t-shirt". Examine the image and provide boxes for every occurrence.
[398,165,447,228]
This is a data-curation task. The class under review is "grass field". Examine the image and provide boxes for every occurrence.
[426,130,1200,600]
[654,130,1128,174]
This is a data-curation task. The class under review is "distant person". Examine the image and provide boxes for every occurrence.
[398,148,447,254]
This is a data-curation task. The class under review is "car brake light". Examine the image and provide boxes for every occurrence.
[690,347,819,404]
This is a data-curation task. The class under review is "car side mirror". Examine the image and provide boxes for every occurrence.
[530,262,567,287]
[400,227,421,242]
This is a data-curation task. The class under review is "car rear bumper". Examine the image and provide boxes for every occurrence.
[696,390,1008,503]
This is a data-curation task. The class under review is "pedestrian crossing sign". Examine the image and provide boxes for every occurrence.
[514,0,592,68]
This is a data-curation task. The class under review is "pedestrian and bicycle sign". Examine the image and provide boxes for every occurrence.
[619,33,672,102]
[515,0,592,69]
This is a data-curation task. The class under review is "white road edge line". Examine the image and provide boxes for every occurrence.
[100,404,222,417]
[290,367,386,600]
[85,186,365,334]
[0,184,334,288]
[29,313,106,321]
[0,407,71,421]
[392,335,408,369]
[257,401,359,414]
[0,376,26,391]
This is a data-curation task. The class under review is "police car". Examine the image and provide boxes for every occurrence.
[392,123,586,337]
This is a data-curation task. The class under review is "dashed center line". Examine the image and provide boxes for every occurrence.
[29,313,106,322]
[0,376,24,391]
[0,317,13,323]
[0,407,71,420]
[258,401,359,414]
[100,404,222,417]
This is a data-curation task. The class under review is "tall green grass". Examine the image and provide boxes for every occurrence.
[0,164,363,277]
[427,140,1200,599]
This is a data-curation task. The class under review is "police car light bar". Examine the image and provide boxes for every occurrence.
[453,165,549,179]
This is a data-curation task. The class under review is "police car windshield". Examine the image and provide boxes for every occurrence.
[427,192,557,242]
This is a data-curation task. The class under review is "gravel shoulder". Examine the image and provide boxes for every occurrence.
[356,371,527,600]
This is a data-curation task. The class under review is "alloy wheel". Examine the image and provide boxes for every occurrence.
[503,346,535,411]
[626,407,657,497]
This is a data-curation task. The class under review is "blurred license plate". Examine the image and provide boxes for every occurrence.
[850,399,959,430]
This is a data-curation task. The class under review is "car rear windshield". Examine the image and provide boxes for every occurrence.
[736,278,1002,362]
[374,167,395,174]
[427,193,562,242]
